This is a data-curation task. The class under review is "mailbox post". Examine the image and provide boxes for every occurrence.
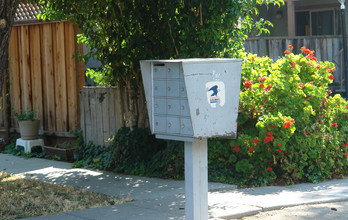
[140,58,242,220]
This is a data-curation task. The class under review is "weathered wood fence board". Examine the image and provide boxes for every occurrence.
[8,21,84,136]
[80,87,121,146]
[245,36,344,89]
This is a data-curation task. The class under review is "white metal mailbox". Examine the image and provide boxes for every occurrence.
[140,58,242,142]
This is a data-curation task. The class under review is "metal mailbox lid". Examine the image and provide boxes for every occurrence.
[182,59,242,139]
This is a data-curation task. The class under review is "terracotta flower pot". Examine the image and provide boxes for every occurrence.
[18,120,40,140]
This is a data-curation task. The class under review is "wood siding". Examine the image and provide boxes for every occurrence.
[245,36,344,89]
[8,22,84,136]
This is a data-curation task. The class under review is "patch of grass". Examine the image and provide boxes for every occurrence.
[0,172,131,219]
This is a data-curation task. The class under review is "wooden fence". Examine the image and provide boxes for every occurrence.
[7,21,85,136]
[80,87,122,146]
[245,36,344,89]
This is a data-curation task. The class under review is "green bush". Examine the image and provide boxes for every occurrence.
[73,127,185,179]
[112,127,184,178]
[209,46,348,186]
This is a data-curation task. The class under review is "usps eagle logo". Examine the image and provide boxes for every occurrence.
[206,81,225,108]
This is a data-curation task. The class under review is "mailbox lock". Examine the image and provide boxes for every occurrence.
[181,106,184,110]
[168,87,171,91]
[154,104,158,108]
[168,105,171,109]
[168,123,172,127]
[155,122,158,126]
[154,86,158,90]
[181,124,185,128]
[181,87,185,92]
[154,68,157,72]
[168,68,171,72]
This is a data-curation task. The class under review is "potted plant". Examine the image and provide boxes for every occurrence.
[15,109,40,140]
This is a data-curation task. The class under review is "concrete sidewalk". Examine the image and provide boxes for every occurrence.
[1,153,348,219]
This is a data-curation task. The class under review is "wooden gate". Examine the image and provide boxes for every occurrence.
[80,87,122,146]
[8,21,85,136]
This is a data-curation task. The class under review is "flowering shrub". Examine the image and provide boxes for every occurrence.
[209,46,348,186]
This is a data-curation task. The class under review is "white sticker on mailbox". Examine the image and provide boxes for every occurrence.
[206,81,225,108]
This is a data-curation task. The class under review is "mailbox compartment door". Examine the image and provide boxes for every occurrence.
[153,80,166,97]
[154,116,167,133]
[166,117,180,134]
[166,63,180,79]
[167,99,181,116]
[180,118,193,136]
[153,64,166,79]
[166,81,180,97]
[180,100,190,116]
[154,98,166,115]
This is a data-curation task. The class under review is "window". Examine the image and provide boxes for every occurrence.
[295,9,341,36]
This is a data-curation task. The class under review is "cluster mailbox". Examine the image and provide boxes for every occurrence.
[140,58,242,142]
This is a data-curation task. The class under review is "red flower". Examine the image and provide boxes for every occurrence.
[277,149,282,152]
[298,82,304,89]
[305,131,309,135]
[328,75,334,80]
[310,56,317,62]
[307,54,317,62]
[290,61,296,68]
[290,119,295,123]
[264,132,274,143]
[324,98,328,103]
[301,46,306,50]
[284,50,291,55]
[331,122,338,128]
[252,57,255,61]
[332,68,336,72]
[253,139,258,144]
[267,167,273,171]
[244,79,252,90]
[259,83,265,88]
[277,143,281,146]
[283,121,291,129]
[258,76,267,82]
[345,143,348,147]
[316,66,320,69]
[249,147,254,151]
[303,49,311,54]
[233,145,240,152]
[264,84,273,92]
[288,45,294,50]
[326,90,332,95]
[264,136,272,143]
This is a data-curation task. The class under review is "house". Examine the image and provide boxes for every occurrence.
[245,0,347,94]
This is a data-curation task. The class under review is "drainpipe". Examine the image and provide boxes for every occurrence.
[340,0,348,98]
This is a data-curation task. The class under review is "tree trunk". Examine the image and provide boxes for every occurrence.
[116,79,148,129]
[0,0,19,94]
